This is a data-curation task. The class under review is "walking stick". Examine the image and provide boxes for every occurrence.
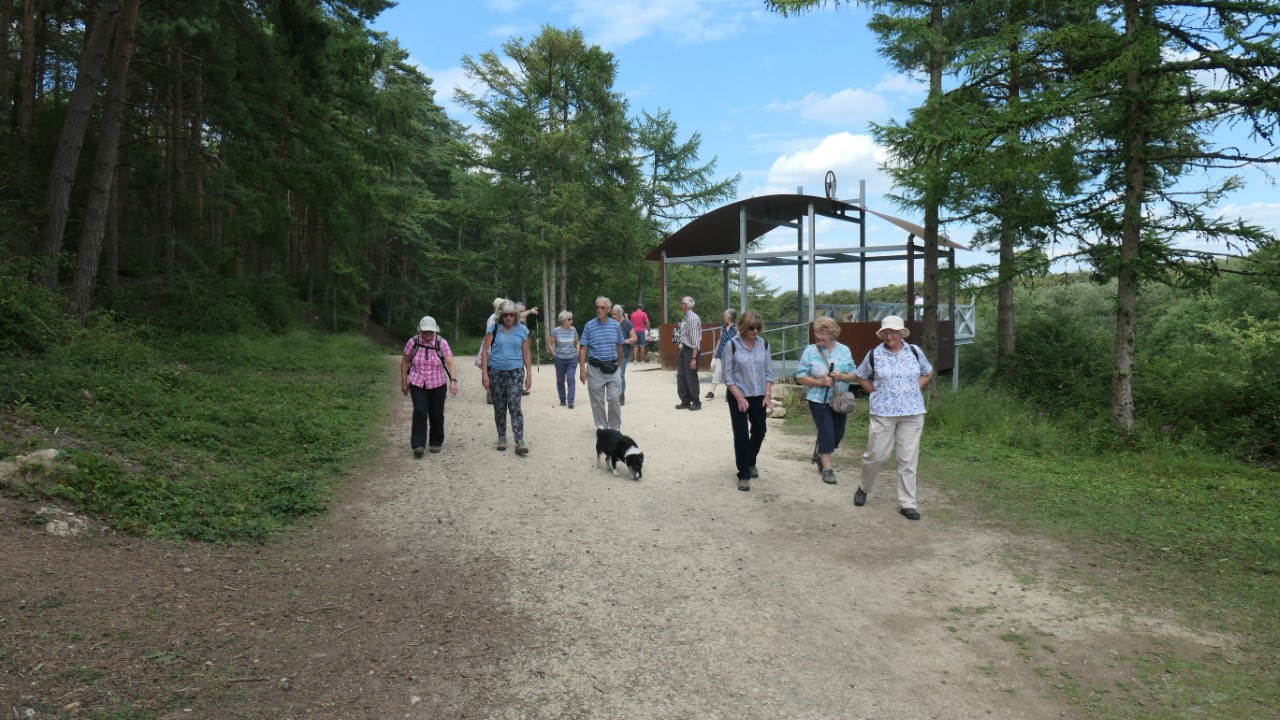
[531,315,541,372]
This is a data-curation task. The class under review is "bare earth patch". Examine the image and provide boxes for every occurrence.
[1,358,1236,718]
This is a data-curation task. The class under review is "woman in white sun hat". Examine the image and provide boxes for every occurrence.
[852,315,934,520]
[401,315,458,458]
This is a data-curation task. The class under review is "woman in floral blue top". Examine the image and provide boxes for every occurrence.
[852,315,934,520]
[795,316,857,485]
[705,308,738,399]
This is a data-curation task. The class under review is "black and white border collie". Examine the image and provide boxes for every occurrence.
[595,428,644,481]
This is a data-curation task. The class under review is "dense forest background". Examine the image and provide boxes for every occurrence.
[0,0,737,344]
[2,0,1278,462]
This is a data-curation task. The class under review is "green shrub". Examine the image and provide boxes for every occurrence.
[0,260,82,356]
[1,328,386,542]
[108,272,300,334]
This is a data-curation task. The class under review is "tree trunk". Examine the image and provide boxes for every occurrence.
[558,244,568,313]
[163,48,185,274]
[996,217,1017,381]
[104,178,119,298]
[68,0,141,320]
[16,0,36,143]
[1112,0,1146,433]
[0,0,13,118]
[919,0,945,391]
[35,1,120,290]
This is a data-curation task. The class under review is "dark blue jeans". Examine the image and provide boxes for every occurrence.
[409,383,447,449]
[808,400,847,455]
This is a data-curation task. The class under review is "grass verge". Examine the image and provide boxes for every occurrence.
[777,383,1278,720]
[1,328,387,542]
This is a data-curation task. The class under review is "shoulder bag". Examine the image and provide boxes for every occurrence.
[816,344,856,414]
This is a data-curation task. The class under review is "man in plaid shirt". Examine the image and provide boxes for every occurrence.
[674,296,703,410]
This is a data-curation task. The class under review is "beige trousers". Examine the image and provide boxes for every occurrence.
[860,414,925,509]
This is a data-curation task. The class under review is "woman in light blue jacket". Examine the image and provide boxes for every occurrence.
[795,316,857,485]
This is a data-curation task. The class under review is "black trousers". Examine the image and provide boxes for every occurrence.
[409,383,447,449]
[728,395,768,480]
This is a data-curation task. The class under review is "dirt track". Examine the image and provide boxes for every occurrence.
[358,356,1228,719]
[2,355,1232,719]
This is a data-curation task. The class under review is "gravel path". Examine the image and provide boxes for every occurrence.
[359,356,1227,719]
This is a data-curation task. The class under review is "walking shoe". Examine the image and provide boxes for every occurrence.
[811,450,820,466]
[675,402,691,410]
[853,487,867,506]
[496,437,507,451]
[514,441,529,456]
[821,468,837,485]
[429,445,441,454]
[705,391,715,399]
[413,446,424,458]
[568,403,574,409]
[900,508,921,521]
[522,390,530,396]
[560,400,567,407]
[749,466,759,479]
[737,477,750,491]
[689,403,702,411]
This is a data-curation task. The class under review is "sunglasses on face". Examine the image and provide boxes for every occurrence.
[596,306,609,310]
[501,313,516,318]
[746,325,762,331]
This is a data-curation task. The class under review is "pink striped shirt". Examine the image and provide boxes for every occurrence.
[403,336,453,389]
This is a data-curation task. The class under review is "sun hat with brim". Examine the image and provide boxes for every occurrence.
[876,315,909,338]
[492,297,507,311]
[418,316,440,333]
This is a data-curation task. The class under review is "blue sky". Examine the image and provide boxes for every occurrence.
[371,0,1279,295]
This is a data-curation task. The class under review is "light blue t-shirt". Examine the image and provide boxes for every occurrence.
[487,323,529,371]
[795,342,856,404]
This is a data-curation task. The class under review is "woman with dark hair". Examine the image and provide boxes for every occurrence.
[480,301,533,455]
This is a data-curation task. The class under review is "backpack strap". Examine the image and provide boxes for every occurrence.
[866,342,923,380]
[411,338,454,383]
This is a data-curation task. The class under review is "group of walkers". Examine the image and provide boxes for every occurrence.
[399,293,934,521]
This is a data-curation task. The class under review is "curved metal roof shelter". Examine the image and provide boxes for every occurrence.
[647,189,966,324]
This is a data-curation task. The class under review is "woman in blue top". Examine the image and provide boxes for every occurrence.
[611,304,638,405]
[547,310,581,408]
[795,315,857,486]
[481,301,532,455]
[853,315,934,520]
[705,308,738,400]
[723,310,773,492]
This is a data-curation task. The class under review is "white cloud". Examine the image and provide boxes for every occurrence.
[564,0,755,48]
[873,72,926,96]
[1218,201,1280,231]
[765,88,889,125]
[423,65,479,121]
[758,132,890,198]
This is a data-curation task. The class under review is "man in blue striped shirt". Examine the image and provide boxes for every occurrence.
[674,296,703,410]
[578,296,626,430]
